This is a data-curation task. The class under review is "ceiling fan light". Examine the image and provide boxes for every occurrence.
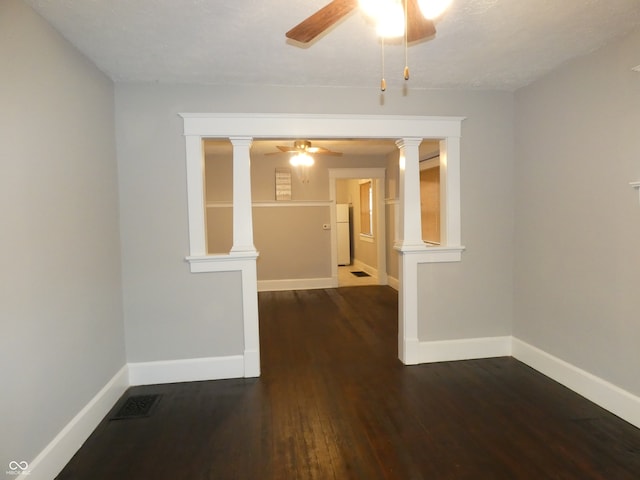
[360,0,405,38]
[290,152,314,167]
[376,2,405,38]
[417,0,453,20]
[359,0,387,20]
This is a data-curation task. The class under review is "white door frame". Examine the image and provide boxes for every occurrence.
[329,168,387,286]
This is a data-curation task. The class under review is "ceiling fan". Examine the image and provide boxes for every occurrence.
[286,0,441,45]
[266,140,343,157]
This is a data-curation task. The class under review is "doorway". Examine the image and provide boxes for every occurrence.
[329,168,387,288]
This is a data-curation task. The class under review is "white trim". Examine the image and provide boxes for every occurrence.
[128,355,245,386]
[183,254,260,377]
[512,338,640,429]
[254,201,331,208]
[352,258,378,278]
[206,201,332,208]
[186,252,259,273]
[417,336,512,363]
[359,233,374,243]
[184,135,207,256]
[181,113,464,371]
[206,201,233,208]
[258,277,335,292]
[180,113,465,139]
[397,246,465,364]
[21,366,129,480]
[387,275,399,290]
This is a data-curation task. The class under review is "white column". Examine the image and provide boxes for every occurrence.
[395,138,425,365]
[184,135,207,256]
[229,137,256,254]
[395,138,426,251]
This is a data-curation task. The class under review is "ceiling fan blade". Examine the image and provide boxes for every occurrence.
[276,146,297,152]
[286,0,358,44]
[406,0,436,43]
[309,146,343,156]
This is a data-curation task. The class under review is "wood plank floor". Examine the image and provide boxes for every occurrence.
[57,286,640,479]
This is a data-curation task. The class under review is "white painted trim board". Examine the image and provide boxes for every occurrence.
[128,355,245,386]
[257,277,335,292]
[19,365,129,480]
[512,338,640,429]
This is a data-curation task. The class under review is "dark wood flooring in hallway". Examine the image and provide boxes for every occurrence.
[57,286,640,479]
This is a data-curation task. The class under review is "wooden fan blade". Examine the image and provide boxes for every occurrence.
[286,0,358,43]
[276,146,297,152]
[309,146,343,156]
[406,0,436,43]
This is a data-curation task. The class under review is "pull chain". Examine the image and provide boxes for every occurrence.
[404,0,410,80]
[380,37,386,91]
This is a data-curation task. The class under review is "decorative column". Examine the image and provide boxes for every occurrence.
[184,135,207,256]
[395,137,426,365]
[395,138,427,251]
[229,137,256,254]
[228,137,260,377]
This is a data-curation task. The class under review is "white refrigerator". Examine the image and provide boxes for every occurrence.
[336,204,351,266]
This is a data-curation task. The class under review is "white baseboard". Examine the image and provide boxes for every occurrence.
[243,349,260,378]
[20,365,129,480]
[352,259,378,278]
[23,354,248,479]
[417,336,512,363]
[128,355,245,386]
[387,275,399,290]
[258,277,334,292]
[512,338,640,429]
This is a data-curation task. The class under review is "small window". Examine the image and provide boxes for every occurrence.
[359,180,373,237]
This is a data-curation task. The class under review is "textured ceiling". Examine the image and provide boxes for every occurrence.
[23,0,640,91]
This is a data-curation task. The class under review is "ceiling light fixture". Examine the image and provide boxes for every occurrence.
[286,1,452,90]
[360,0,405,38]
[360,0,453,91]
[417,0,453,20]
[289,152,314,183]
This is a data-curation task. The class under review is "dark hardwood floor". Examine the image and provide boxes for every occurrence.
[57,286,640,479]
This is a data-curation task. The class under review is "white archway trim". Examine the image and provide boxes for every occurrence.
[179,113,465,371]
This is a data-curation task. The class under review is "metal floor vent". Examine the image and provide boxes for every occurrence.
[111,394,160,420]
[351,271,370,277]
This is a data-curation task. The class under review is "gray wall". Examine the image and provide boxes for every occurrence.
[204,150,386,279]
[416,93,516,341]
[0,0,125,470]
[514,28,640,396]
[115,83,515,362]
